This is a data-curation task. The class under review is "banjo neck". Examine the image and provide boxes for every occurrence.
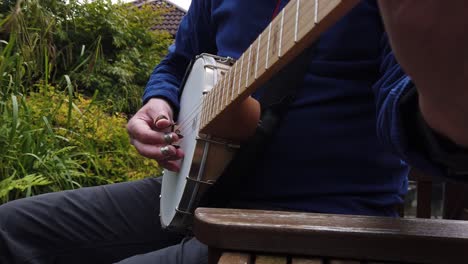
[199,0,359,134]
[161,0,361,231]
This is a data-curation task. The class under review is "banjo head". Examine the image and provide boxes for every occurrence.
[160,54,232,231]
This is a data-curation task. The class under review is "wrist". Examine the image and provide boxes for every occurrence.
[147,97,176,116]
[418,94,468,148]
[399,87,468,179]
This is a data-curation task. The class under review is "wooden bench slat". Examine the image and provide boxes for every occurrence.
[218,252,252,264]
[195,207,468,263]
[291,258,324,264]
[329,260,361,264]
[254,255,287,264]
[217,254,393,264]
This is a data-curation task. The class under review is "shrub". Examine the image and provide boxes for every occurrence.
[0,0,170,203]
[64,0,174,113]
[0,0,173,113]
[0,82,161,203]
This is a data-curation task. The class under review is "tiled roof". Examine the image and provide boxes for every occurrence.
[133,0,186,36]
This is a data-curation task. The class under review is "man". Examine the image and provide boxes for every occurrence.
[1,0,467,263]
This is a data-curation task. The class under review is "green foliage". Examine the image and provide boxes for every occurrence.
[0,82,161,203]
[67,0,173,113]
[0,91,91,202]
[0,0,71,92]
[0,0,172,113]
[0,0,170,203]
[0,175,53,201]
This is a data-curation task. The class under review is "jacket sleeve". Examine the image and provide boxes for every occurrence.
[373,34,446,177]
[142,0,217,116]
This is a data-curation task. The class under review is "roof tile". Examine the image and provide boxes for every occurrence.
[132,0,186,36]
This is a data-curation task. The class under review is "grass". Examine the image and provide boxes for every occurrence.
[0,0,169,203]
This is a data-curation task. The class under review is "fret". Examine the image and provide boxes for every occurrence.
[224,69,232,106]
[268,12,281,65]
[224,70,230,108]
[297,0,318,41]
[200,96,205,128]
[238,54,244,96]
[208,85,215,123]
[314,0,319,24]
[203,89,209,126]
[223,70,228,107]
[202,95,209,128]
[280,1,297,58]
[217,83,222,113]
[203,88,208,124]
[228,64,235,102]
[255,34,261,79]
[266,23,272,69]
[210,82,219,119]
[215,75,224,115]
[220,73,227,111]
[204,92,212,128]
[294,0,300,43]
[213,83,221,121]
[207,87,215,124]
[219,72,227,112]
[231,61,237,101]
[211,86,218,122]
[207,85,215,122]
[201,93,207,128]
[278,8,285,57]
[257,31,268,78]
[218,81,224,115]
[245,44,252,90]
[227,68,232,105]
[248,40,258,88]
[318,0,339,22]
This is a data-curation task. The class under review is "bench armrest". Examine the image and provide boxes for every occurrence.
[194,207,468,263]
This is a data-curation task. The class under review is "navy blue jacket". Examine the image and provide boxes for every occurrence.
[143,0,439,216]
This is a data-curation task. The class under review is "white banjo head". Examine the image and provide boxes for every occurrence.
[160,55,219,230]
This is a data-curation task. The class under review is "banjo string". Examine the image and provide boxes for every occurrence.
[173,67,239,136]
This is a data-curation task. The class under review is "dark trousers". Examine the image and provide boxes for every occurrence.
[0,177,208,264]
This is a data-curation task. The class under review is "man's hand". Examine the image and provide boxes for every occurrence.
[127,98,184,172]
[378,1,468,147]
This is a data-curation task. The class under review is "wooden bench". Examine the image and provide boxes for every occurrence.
[194,207,468,263]
[193,168,468,263]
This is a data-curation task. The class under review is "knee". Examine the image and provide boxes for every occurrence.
[0,199,26,260]
[0,197,47,249]
[0,198,30,231]
[0,200,17,226]
[0,194,51,235]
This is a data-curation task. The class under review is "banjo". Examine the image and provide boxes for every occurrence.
[160,0,359,231]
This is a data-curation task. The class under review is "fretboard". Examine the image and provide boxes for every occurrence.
[199,0,358,133]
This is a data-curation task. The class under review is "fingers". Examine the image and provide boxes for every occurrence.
[157,160,181,172]
[145,98,175,131]
[163,132,176,145]
[163,131,184,144]
[127,112,183,145]
[127,117,182,145]
[127,98,185,171]
[134,140,184,160]
[153,114,174,131]
[128,117,184,170]
[129,134,184,172]
[131,139,184,161]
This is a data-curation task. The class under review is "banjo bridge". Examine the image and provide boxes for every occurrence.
[186,176,215,186]
[196,134,240,150]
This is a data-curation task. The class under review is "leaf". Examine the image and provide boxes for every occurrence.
[9,94,18,143]
[64,75,73,128]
